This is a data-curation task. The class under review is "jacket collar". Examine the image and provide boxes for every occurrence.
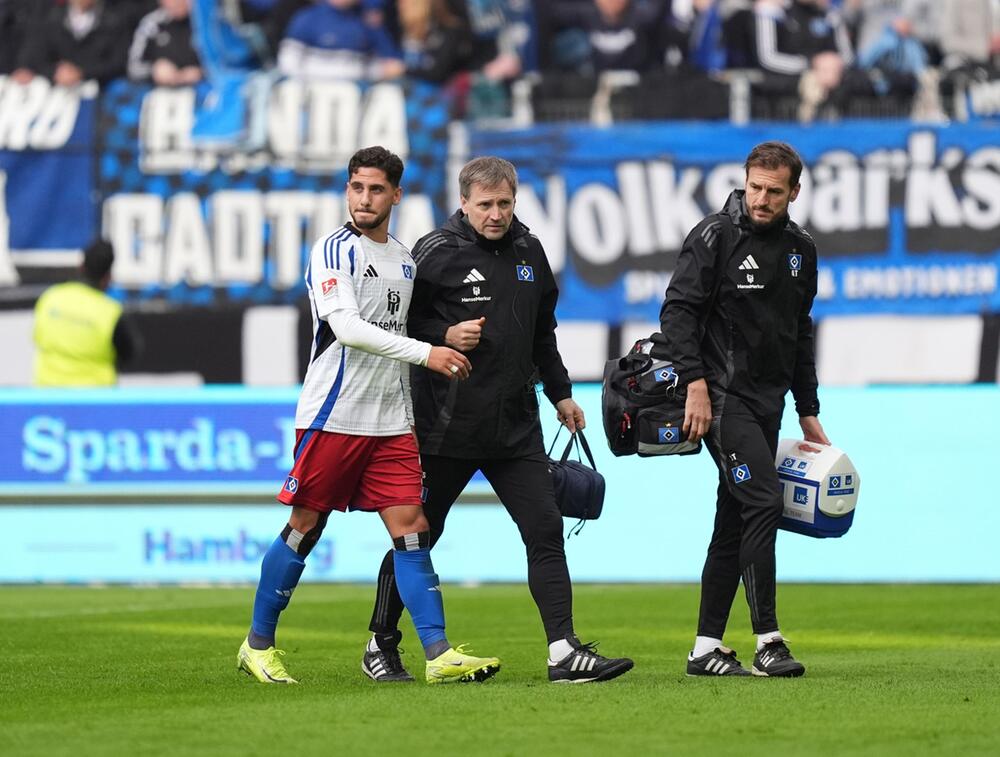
[444,209,531,249]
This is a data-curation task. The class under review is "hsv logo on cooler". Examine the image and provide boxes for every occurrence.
[321,277,338,297]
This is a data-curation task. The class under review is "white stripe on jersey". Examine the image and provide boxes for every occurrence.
[296,225,418,436]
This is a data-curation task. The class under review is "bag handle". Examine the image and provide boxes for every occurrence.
[548,426,600,541]
[550,426,598,471]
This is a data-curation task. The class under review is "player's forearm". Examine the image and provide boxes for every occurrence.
[325,310,431,365]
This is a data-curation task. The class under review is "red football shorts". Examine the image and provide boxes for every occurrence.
[277,430,423,513]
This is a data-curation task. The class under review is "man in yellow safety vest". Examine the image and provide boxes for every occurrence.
[33,239,141,386]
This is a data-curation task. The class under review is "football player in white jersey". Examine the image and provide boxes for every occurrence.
[238,146,500,686]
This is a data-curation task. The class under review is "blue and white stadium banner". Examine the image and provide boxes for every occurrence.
[0,388,297,495]
[0,78,98,256]
[0,387,496,498]
[95,77,451,306]
[1,384,997,583]
[3,72,1000,319]
[469,121,1000,319]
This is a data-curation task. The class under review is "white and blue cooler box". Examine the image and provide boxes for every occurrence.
[775,439,860,538]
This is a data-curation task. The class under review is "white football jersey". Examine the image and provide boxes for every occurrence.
[296,223,423,436]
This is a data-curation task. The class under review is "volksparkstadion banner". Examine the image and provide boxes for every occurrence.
[1,75,998,318]
[472,121,1000,319]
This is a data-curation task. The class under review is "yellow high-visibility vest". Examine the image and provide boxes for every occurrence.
[33,282,122,386]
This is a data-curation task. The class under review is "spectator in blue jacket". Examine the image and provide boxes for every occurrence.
[277,0,404,80]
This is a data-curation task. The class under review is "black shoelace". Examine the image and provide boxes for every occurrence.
[762,641,791,661]
[384,646,405,670]
[573,640,602,660]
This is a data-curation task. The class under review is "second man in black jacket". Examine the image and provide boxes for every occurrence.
[363,155,634,685]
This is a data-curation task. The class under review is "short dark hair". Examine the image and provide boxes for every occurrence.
[745,141,803,188]
[82,239,114,284]
[348,145,404,187]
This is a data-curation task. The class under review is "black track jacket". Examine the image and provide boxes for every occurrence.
[408,211,572,458]
[655,190,820,421]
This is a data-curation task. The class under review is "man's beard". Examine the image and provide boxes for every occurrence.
[749,209,786,230]
[351,207,389,230]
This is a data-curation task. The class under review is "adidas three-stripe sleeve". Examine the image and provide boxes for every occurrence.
[657,218,723,385]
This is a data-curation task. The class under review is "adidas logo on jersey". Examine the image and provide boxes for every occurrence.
[462,268,486,284]
[363,264,379,278]
[738,255,760,270]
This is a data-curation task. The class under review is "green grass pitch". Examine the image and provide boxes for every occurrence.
[3,583,998,757]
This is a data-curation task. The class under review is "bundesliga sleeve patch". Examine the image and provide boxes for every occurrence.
[321,277,338,297]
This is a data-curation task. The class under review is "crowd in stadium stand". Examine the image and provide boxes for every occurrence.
[1,0,999,122]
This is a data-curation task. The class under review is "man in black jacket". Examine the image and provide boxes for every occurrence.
[362,156,633,685]
[11,0,128,87]
[658,141,830,678]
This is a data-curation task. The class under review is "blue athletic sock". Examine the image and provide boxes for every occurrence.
[393,546,448,657]
[249,536,306,647]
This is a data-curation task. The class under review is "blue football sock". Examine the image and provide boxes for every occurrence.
[393,547,448,657]
[249,536,306,647]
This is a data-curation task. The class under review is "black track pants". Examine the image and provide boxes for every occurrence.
[698,395,784,637]
[369,451,574,643]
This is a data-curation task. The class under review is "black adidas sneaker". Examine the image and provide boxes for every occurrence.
[686,646,751,676]
[548,637,634,683]
[362,633,415,682]
[752,639,806,677]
